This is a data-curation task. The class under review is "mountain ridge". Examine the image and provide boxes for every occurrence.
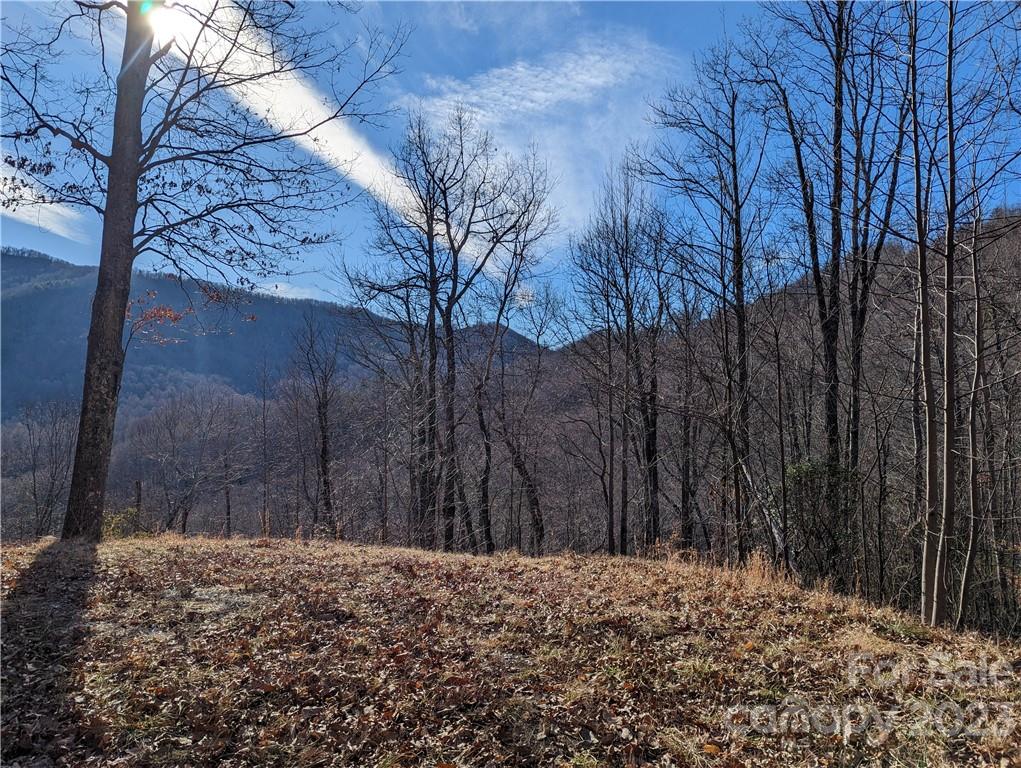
[0,248,539,420]
[1,248,380,419]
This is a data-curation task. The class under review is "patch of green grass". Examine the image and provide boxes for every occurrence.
[563,750,600,768]
[873,618,934,644]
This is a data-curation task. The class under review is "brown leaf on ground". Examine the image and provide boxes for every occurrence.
[2,537,1019,767]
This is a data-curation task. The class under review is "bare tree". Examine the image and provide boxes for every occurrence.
[3,401,79,538]
[128,386,227,534]
[489,288,558,555]
[350,107,551,551]
[292,310,343,537]
[747,2,850,583]
[644,40,769,561]
[2,0,403,540]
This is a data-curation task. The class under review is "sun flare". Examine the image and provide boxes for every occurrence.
[146,3,192,49]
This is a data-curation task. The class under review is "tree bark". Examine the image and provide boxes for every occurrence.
[909,4,942,624]
[619,331,631,556]
[506,439,543,555]
[643,372,661,547]
[317,400,336,536]
[956,216,983,628]
[932,1,958,626]
[606,323,617,555]
[63,1,153,541]
[223,456,233,538]
[729,89,750,564]
[821,0,846,585]
[454,457,478,554]
[475,385,496,554]
[441,306,458,551]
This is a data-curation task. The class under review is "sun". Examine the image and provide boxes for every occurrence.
[144,2,192,49]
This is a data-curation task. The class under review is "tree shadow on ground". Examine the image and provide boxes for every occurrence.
[2,541,99,765]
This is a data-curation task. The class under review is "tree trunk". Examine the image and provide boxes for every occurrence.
[606,324,617,555]
[260,365,271,537]
[932,2,958,626]
[821,0,846,586]
[475,386,495,554]
[774,326,790,570]
[223,456,233,538]
[729,90,750,564]
[411,370,428,546]
[956,217,983,628]
[875,415,889,600]
[440,307,458,551]
[317,401,336,537]
[679,359,694,549]
[619,332,631,556]
[909,5,942,624]
[63,1,153,541]
[507,440,543,555]
[454,458,477,554]
[422,279,440,549]
[643,373,661,547]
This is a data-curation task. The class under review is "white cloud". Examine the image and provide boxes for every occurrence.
[407,32,681,237]
[428,2,479,35]
[415,2,582,52]
[417,35,659,120]
[4,6,679,269]
[0,173,91,243]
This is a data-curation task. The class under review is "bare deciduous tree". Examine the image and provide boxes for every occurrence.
[2,0,403,540]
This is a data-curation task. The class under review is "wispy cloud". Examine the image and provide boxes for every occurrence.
[406,32,681,236]
[4,5,678,269]
[0,173,91,243]
[415,2,582,53]
[416,34,662,120]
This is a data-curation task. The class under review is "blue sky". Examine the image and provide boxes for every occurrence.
[0,1,761,301]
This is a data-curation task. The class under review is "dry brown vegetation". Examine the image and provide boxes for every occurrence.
[2,537,1019,767]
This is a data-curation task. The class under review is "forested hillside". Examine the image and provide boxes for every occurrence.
[0,248,378,419]
[4,0,1021,765]
[3,0,1021,640]
[4,215,1020,635]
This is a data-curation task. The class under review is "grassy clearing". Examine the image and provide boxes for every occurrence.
[2,537,1019,766]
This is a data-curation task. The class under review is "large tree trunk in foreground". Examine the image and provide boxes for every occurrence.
[63,2,153,541]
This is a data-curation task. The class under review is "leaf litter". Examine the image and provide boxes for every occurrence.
[1,537,1018,767]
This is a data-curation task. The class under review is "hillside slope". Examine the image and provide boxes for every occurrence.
[2,538,1018,767]
[0,249,541,420]
[0,249,386,419]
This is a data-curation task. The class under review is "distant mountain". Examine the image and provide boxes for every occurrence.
[0,248,384,419]
[0,248,538,420]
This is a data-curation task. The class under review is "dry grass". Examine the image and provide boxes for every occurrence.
[2,537,1019,767]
